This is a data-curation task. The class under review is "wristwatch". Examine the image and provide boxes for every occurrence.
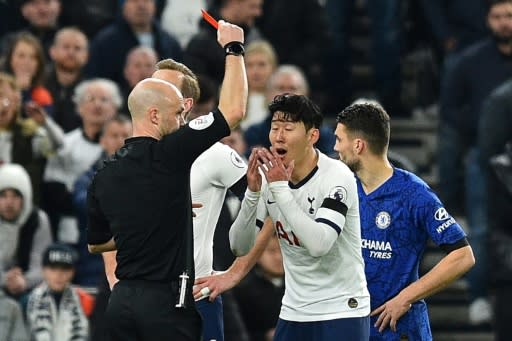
[224,41,245,57]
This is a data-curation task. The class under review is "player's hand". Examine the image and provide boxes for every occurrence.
[247,148,262,192]
[257,148,294,183]
[193,270,241,302]
[217,20,244,48]
[371,295,412,332]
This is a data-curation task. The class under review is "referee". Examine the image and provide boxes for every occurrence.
[86,20,247,341]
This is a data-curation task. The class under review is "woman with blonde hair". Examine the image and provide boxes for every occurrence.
[0,72,64,204]
[241,40,278,131]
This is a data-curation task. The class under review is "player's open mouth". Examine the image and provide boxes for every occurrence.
[275,148,287,158]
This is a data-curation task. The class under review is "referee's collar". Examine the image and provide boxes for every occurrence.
[125,136,158,144]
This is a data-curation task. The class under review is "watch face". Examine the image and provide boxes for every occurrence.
[230,44,243,54]
[226,42,245,55]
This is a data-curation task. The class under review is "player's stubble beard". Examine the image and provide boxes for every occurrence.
[345,158,362,173]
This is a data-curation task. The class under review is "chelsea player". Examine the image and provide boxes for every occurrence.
[334,102,475,340]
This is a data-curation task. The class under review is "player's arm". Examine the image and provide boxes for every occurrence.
[216,20,248,129]
[373,239,474,332]
[195,218,274,301]
[229,190,262,256]
[269,181,339,257]
[257,149,342,257]
[401,240,475,302]
[229,148,263,256]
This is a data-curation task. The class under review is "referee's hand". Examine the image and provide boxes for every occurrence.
[217,20,244,48]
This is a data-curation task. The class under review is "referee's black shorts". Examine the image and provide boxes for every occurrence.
[105,279,202,341]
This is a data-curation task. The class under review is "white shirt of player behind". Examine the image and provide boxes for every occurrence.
[256,152,370,322]
[191,142,247,280]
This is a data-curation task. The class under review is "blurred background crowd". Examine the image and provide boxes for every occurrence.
[0,0,511,340]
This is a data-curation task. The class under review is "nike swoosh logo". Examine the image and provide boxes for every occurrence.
[267,199,276,204]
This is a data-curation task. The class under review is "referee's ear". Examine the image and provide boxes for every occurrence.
[149,108,159,125]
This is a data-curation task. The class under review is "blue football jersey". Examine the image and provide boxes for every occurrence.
[359,168,466,340]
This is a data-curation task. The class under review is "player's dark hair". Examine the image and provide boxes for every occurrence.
[268,94,323,131]
[336,103,390,155]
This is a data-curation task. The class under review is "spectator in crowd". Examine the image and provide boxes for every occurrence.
[243,65,335,157]
[0,0,25,40]
[160,0,207,48]
[42,78,121,241]
[72,115,132,288]
[324,0,403,116]
[25,243,94,341]
[0,164,53,299]
[233,232,284,341]
[3,31,54,119]
[58,0,119,38]
[185,0,263,85]
[256,0,330,110]
[86,0,182,86]
[120,45,158,114]
[419,0,488,66]
[1,0,62,60]
[241,40,278,131]
[439,0,512,323]
[45,27,89,132]
[335,103,475,339]
[0,72,64,204]
[0,286,29,341]
[478,80,512,340]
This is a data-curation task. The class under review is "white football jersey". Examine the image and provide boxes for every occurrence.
[256,152,370,322]
[191,142,247,278]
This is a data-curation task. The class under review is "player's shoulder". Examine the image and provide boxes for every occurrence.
[196,142,246,168]
[391,168,441,207]
[317,152,355,179]
[393,168,430,192]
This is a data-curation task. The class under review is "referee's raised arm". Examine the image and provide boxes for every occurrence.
[216,20,248,129]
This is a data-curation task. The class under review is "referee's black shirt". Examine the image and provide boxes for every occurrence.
[87,109,230,283]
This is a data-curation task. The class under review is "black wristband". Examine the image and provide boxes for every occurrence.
[224,41,245,57]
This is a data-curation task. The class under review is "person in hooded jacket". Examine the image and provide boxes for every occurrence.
[0,163,53,299]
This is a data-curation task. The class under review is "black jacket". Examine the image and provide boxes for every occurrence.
[86,16,182,86]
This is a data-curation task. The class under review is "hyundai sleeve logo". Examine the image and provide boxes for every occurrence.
[434,207,450,221]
